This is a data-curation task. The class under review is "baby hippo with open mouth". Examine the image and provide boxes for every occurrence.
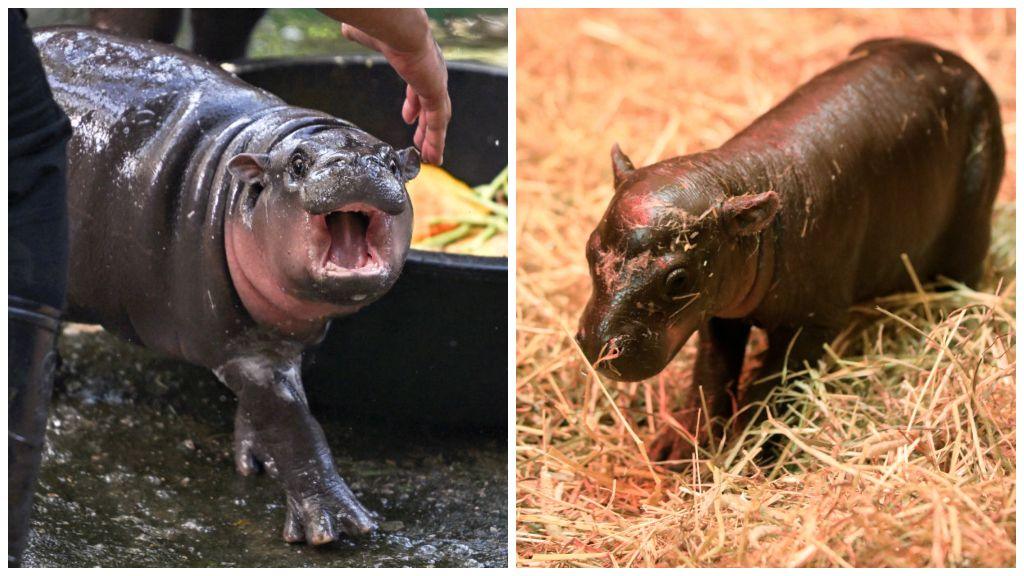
[36,28,420,544]
[225,128,418,336]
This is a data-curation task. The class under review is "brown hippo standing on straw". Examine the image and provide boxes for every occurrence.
[577,39,1004,463]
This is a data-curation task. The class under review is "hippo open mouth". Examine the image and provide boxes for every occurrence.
[319,205,387,274]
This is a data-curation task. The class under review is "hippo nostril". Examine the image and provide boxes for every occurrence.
[606,337,623,356]
[591,335,628,369]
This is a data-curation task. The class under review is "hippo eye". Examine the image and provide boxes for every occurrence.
[387,156,400,177]
[289,152,309,177]
[663,268,689,297]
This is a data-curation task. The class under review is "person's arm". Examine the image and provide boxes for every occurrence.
[320,8,450,165]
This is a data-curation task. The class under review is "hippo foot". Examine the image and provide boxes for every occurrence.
[231,411,377,544]
[651,401,741,463]
[281,483,377,545]
[647,408,711,466]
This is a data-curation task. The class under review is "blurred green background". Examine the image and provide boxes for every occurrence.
[26,8,508,67]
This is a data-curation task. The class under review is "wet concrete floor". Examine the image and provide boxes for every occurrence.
[23,329,507,567]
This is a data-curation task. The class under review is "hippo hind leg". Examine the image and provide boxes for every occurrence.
[938,84,1004,288]
[938,216,990,288]
[738,324,839,426]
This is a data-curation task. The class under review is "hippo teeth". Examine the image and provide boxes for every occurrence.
[326,211,371,269]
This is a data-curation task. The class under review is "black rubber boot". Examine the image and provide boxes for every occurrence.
[8,295,62,567]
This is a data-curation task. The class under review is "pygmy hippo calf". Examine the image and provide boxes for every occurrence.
[35,28,421,543]
[578,39,1004,463]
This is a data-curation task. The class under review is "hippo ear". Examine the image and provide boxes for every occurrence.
[611,143,635,187]
[227,153,270,184]
[397,147,421,182]
[720,191,780,236]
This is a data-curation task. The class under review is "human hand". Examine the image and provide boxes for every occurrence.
[341,21,450,165]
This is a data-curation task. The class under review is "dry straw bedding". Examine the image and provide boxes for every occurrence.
[516,9,1016,567]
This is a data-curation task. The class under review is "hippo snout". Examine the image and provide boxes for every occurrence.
[300,156,410,216]
[370,181,409,216]
[361,157,411,216]
[578,330,650,382]
[301,179,408,218]
[353,164,409,217]
[578,308,686,382]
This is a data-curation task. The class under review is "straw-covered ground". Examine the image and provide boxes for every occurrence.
[516,9,1015,568]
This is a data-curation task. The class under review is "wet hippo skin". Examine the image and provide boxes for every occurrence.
[577,39,1004,463]
[34,28,421,544]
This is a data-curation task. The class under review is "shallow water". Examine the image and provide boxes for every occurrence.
[23,330,507,568]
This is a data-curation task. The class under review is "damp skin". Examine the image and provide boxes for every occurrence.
[35,27,422,544]
[578,39,1004,463]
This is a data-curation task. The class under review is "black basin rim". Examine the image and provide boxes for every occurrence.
[226,54,507,79]
[407,250,507,281]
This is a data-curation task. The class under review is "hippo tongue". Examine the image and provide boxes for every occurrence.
[326,211,370,269]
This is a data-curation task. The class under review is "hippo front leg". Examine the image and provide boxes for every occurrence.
[216,355,376,544]
[649,318,751,464]
[738,324,836,424]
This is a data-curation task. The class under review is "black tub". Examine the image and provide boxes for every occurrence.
[228,56,508,429]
